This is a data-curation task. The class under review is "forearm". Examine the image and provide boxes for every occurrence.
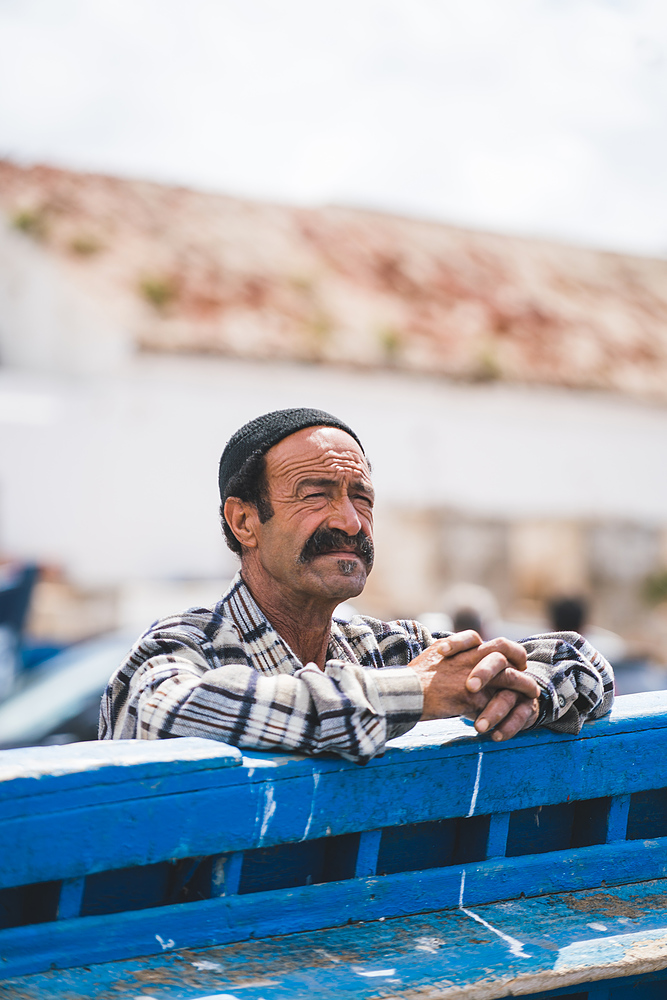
[104,654,422,763]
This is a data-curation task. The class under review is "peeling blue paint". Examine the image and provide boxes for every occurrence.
[1,694,667,997]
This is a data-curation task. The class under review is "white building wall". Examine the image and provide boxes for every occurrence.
[1,352,666,588]
[0,226,130,375]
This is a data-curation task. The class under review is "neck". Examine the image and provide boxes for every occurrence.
[240,564,336,670]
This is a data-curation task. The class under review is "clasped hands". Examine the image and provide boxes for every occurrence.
[413,630,540,741]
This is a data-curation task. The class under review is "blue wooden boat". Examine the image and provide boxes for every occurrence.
[1,691,667,998]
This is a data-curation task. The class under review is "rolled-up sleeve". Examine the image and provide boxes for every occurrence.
[100,626,422,763]
[521,630,615,734]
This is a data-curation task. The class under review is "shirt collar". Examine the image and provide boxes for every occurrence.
[216,570,360,669]
[216,571,303,674]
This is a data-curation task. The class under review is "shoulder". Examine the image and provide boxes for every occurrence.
[335,614,435,667]
[140,603,241,647]
[115,603,247,680]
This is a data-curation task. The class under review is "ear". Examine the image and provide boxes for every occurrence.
[224,497,261,551]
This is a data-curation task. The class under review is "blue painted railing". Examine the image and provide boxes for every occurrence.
[2,691,667,998]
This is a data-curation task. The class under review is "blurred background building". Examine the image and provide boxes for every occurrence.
[1,0,667,742]
[1,160,667,652]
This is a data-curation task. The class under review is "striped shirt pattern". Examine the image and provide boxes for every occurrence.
[100,572,614,762]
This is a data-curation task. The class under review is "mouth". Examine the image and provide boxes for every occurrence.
[299,528,374,570]
[316,548,361,558]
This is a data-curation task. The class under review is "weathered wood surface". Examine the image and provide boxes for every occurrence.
[3,879,667,999]
[3,837,667,980]
[1,691,667,997]
[2,693,667,891]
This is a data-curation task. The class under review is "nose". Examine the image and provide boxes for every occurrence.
[327,494,363,537]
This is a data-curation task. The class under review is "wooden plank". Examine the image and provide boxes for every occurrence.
[386,690,667,751]
[4,779,303,888]
[486,811,510,858]
[1,836,667,979]
[0,738,243,814]
[0,772,320,889]
[4,722,667,890]
[3,877,667,994]
[2,695,667,995]
[606,794,631,843]
[0,754,314,821]
[354,829,381,876]
[1,691,667,987]
[56,877,85,920]
[0,694,666,822]
[211,852,243,896]
[2,692,667,817]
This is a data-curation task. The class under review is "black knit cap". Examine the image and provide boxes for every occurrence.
[219,407,365,503]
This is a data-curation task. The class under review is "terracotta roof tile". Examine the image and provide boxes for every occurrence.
[2,159,667,400]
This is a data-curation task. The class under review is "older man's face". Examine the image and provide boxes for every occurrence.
[254,425,375,603]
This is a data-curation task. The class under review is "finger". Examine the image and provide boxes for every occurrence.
[468,660,539,699]
[413,637,460,671]
[477,637,528,671]
[437,630,483,657]
[474,688,519,734]
[411,633,486,707]
[487,667,540,699]
[421,631,483,669]
[489,697,540,742]
[466,650,508,692]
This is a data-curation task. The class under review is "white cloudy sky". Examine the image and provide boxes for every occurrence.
[0,0,666,255]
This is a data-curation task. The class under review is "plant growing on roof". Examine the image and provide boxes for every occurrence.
[11,206,49,240]
[643,570,667,606]
[138,275,178,311]
[69,234,104,256]
[377,325,403,362]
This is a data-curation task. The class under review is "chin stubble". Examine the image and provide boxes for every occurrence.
[337,559,358,576]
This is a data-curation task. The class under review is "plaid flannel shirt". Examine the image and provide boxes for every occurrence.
[100,572,614,762]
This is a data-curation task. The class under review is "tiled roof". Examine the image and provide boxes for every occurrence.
[2,159,667,399]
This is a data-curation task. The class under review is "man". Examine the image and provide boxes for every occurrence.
[100,408,614,761]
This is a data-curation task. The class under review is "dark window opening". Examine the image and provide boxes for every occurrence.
[627,788,667,841]
[0,880,60,930]
[376,815,489,876]
[239,833,360,894]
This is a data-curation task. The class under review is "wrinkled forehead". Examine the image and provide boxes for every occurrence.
[265,426,371,487]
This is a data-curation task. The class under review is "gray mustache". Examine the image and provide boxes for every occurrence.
[299,527,374,570]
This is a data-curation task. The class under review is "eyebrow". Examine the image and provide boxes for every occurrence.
[297,477,375,497]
